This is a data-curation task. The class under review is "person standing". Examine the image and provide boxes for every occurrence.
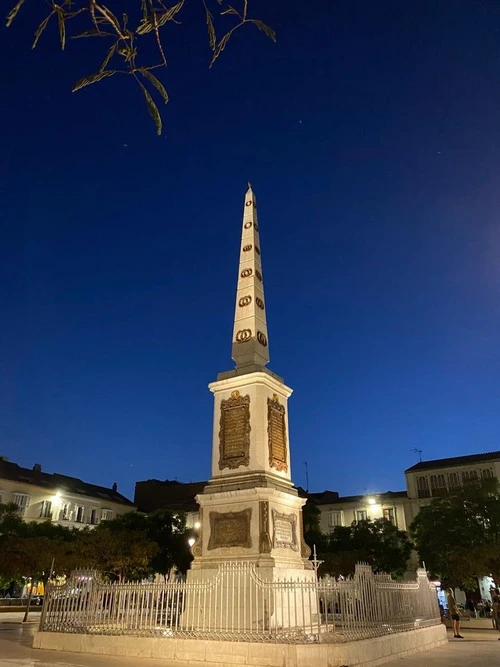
[491,591,500,639]
[446,588,463,639]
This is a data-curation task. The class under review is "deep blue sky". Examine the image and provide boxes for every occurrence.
[2,0,500,502]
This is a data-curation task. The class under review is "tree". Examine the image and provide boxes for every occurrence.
[0,504,80,581]
[302,500,329,555]
[0,502,29,541]
[319,518,413,579]
[77,525,158,581]
[79,509,193,580]
[5,0,275,134]
[410,478,500,589]
[146,510,193,578]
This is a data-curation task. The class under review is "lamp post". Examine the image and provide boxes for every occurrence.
[311,544,324,575]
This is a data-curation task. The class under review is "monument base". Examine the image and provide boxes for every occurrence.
[182,560,317,632]
[33,624,448,666]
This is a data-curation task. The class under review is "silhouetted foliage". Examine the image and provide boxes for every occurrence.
[410,478,500,589]
[318,518,413,579]
[5,0,275,134]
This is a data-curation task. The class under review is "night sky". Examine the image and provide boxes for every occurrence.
[2,0,500,502]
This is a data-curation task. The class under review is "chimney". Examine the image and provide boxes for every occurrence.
[112,482,117,492]
[33,463,42,472]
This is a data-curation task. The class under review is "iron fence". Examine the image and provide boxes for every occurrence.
[40,563,440,643]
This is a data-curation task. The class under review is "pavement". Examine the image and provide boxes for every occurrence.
[0,613,498,666]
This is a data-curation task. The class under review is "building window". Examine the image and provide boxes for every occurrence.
[481,468,493,479]
[40,500,52,519]
[89,509,99,525]
[12,493,30,516]
[430,474,447,496]
[328,511,343,528]
[383,508,396,525]
[75,506,85,523]
[101,509,114,521]
[448,472,460,488]
[463,470,478,484]
[416,476,430,499]
[59,503,69,521]
[356,510,367,522]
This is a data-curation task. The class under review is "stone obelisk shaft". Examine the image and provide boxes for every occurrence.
[231,184,270,370]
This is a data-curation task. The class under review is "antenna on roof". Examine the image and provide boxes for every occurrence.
[304,461,309,493]
[411,448,423,463]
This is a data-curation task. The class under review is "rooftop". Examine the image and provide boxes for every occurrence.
[0,458,135,507]
[405,451,500,473]
[134,479,207,513]
[308,490,408,506]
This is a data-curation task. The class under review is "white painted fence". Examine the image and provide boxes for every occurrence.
[40,563,440,643]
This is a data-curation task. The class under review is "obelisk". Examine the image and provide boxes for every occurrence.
[189,184,313,580]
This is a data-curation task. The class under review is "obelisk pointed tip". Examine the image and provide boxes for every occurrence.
[247,181,252,191]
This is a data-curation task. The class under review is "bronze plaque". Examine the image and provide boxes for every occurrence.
[219,391,251,470]
[272,510,298,551]
[267,395,288,472]
[208,509,252,550]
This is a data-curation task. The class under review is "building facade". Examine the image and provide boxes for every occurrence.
[404,451,500,524]
[308,490,411,533]
[0,457,135,528]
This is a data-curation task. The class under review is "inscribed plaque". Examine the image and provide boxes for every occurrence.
[219,392,251,470]
[272,510,298,551]
[267,395,288,472]
[208,509,252,550]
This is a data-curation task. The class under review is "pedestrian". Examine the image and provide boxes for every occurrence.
[446,588,463,639]
[491,591,500,639]
[465,598,475,618]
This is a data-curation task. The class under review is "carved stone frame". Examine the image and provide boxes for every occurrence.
[208,509,252,550]
[219,391,251,470]
[272,509,298,551]
[267,395,288,473]
[259,501,272,553]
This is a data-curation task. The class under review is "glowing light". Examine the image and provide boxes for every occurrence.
[188,537,195,547]
[367,497,376,505]
[194,521,201,530]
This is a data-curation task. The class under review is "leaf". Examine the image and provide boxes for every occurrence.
[138,81,162,136]
[204,5,216,50]
[156,3,184,28]
[210,31,232,68]
[99,4,121,34]
[100,42,117,72]
[72,29,114,39]
[248,19,276,42]
[136,1,184,34]
[56,7,66,50]
[72,70,116,92]
[135,19,153,35]
[221,7,239,16]
[6,0,26,28]
[139,69,169,104]
[118,46,136,63]
[32,13,54,49]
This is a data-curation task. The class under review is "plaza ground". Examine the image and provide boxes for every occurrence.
[0,613,498,666]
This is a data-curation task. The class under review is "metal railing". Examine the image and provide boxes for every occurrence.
[40,563,440,643]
